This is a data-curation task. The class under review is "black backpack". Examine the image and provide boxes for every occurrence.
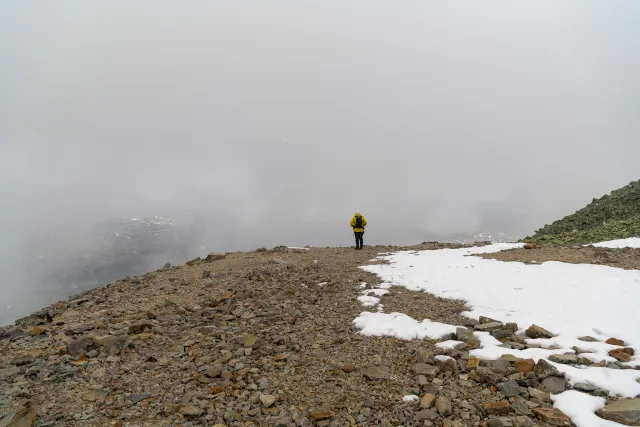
[354,216,363,229]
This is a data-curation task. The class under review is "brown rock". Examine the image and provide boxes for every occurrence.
[210,385,225,394]
[606,337,625,346]
[184,257,201,266]
[435,396,452,416]
[180,404,204,416]
[483,400,511,415]
[528,387,551,403]
[128,323,153,335]
[32,326,48,336]
[533,407,572,426]
[340,364,357,373]
[467,357,481,369]
[523,243,537,249]
[0,401,37,426]
[515,359,535,373]
[525,324,553,339]
[205,253,226,262]
[311,408,334,421]
[420,393,436,409]
[610,349,632,362]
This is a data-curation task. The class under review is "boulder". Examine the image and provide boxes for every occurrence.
[534,359,560,379]
[540,376,566,394]
[605,337,626,346]
[413,363,439,378]
[610,349,632,362]
[420,393,436,408]
[515,359,535,373]
[205,253,226,262]
[435,396,452,417]
[483,401,511,415]
[475,322,504,332]
[549,354,578,364]
[597,398,640,426]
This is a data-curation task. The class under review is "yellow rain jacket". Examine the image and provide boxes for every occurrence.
[350,213,367,232]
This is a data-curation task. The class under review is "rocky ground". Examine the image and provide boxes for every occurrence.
[481,245,640,270]
[1,243,639,427]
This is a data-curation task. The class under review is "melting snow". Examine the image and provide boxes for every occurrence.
[353,243,640,426]
[588,237,640,249]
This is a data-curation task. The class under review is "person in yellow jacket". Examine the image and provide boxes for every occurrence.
[350,210,368,249]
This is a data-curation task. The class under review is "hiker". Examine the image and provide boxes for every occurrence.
[350,210,367,249]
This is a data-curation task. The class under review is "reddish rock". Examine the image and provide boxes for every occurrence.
[605,337,625,346]
[311,408,334,421]
[466,357,481,369]
[523,243,538,249]
[609,349,632,362]
[533,407,572,426]
[515,359,535,373]
[483,400,511,415]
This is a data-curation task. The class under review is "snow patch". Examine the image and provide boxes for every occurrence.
[353,312,458,341]
[588,237,640,249]
[436,340,463,350]
[551,391,618,427]
[402,395,419,402]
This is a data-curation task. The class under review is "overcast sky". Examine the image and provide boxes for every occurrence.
[1,1,639,261]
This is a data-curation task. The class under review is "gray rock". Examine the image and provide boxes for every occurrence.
[577,336,599,342]
[435,396,452,416]
[573,383,599,393]
[475,366,503,385]
[512,401,534,416]
[363,366,391,380]
[541,376,566,394]
[498,380,523,397]
[489,418,514,427]
[474,322,504,332]
[98,335,128,356]
[528,387,551,402]
[0,366,20,379]
[597,398,640,425]
[525,324,554,339]
[484,359,513,374]
[415,409,439,421]
[534,359,560,379]
[515,416,535,427]
[549,354,578,364]
[413,364,439,378]
[66,337,98,356]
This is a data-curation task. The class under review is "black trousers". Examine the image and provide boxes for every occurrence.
[354,231,364,249]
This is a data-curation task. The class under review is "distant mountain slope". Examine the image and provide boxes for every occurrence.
[523,179,640,245]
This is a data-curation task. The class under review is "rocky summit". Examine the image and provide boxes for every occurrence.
[0,244,636,426]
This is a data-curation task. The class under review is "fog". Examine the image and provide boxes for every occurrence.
[1,1,639,323]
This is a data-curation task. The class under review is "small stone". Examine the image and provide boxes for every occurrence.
[420,393,436,408]
[528,387,551,402]
[573,383,598,393]
[549,354,578,364]
[475,366,503,385]
[533,407,572,426]
[483,401,511,415]
[128,323,152,334]
[240,334,257,347]
[605,337,625,346]
[467,358,481,369]
[597,398,640,425]
[578,336,600,342]
[260,394,276,408]
[515,359,535,373]
[413,363,439,378]
[310,408,334,421]
[435,396,452,416]
[456,327,481,349]
[180,404,204,416]
[416,349,432,364]
[184,257,201,266]
[489,418,514,427]
[534,359,560,379]
[32,326,48,336]
[415,409,439,421]
[479,316,501,324]
[525,324,553,339]
[363,365,391,380]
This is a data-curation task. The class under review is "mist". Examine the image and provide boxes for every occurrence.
[1,1,639,323]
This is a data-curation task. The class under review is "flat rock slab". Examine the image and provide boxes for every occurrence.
[533,407,572,426]
[363,366,391,380]
[598,398,640,426]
